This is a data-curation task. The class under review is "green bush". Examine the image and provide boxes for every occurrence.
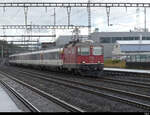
[112,59,121,64]
[104,59,126,68]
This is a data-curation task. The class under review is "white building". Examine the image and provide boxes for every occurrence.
[112,40,150,60]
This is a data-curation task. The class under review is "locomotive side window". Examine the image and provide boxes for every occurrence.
[93,47,102,55]
[72,48,75,54]
[68,50,71,54]
[77,47,81,55]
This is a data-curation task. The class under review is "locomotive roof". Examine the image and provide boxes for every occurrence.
[10,48,63,57]
[65,40,102,48]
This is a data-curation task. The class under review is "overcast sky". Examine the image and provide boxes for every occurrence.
[0,0,150,42]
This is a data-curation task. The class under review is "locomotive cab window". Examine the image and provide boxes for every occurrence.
[80,47,90,55]
[93,47,102,55]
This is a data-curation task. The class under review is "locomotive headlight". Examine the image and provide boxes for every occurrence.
[97,61,100,63]
[82,61,86,64]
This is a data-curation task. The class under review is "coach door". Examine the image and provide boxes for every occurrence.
[40,52,43,65]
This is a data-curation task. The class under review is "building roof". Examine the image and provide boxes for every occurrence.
[120,45,150,52]
[91,32,150,37]
[117,40,150,45]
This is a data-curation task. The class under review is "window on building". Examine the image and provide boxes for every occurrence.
[140,55,147,62]
[100,37,111,43]
[142,37,150,40]
[112,37,122,43]
[135,55,140,62]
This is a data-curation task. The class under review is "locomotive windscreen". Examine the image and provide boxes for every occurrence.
[78,47,90,56]
[93,47,103,55]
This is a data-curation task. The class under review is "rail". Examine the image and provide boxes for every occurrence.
[3,68,150,111]
[0,71,85,112]
[0,80,40,112]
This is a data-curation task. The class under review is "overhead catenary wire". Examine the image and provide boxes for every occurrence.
[92,7,147,29]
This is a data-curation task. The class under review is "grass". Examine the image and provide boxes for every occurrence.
[104,59,126,68]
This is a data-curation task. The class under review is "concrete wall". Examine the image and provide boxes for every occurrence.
[101,43,114,59]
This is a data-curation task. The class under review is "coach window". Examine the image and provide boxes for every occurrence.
[56,52,59,59]
[44,53,48,60]
[31,54,34,60]
[37,54,40,60]
[40,53,43,60]
[80,47,90,55]
[34,54,37,60]
[52,52,55,59]
[54,53,56,59]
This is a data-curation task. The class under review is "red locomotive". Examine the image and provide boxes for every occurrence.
[62,40,104,76]
[9,40,104,76]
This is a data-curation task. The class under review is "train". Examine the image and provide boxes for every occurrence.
[9,40,104,76]
[126,53,150,69]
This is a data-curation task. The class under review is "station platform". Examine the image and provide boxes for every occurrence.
[104,68,150,74]
[0,85,21,112]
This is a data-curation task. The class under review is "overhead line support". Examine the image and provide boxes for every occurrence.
[0,3,150,7]
[66,7,71,26]
[0,25,88,29]
[87,0,91,39]
[0,35,56,37]
[144,7,147,32]
[106,7,110,26]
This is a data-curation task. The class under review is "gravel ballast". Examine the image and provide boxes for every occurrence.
[0,74,68,112]
[0,66,147,112]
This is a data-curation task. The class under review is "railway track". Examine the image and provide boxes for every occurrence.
[102,71,150,84]
[0,71,84,112]
[1,67,150,111]
[103,70,150,78]
[96,77,150,89]
[9,66,150,89]
[0,80,40,112]
[11,66,150,90]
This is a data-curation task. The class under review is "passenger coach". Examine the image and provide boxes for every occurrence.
[9,48,63,70]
